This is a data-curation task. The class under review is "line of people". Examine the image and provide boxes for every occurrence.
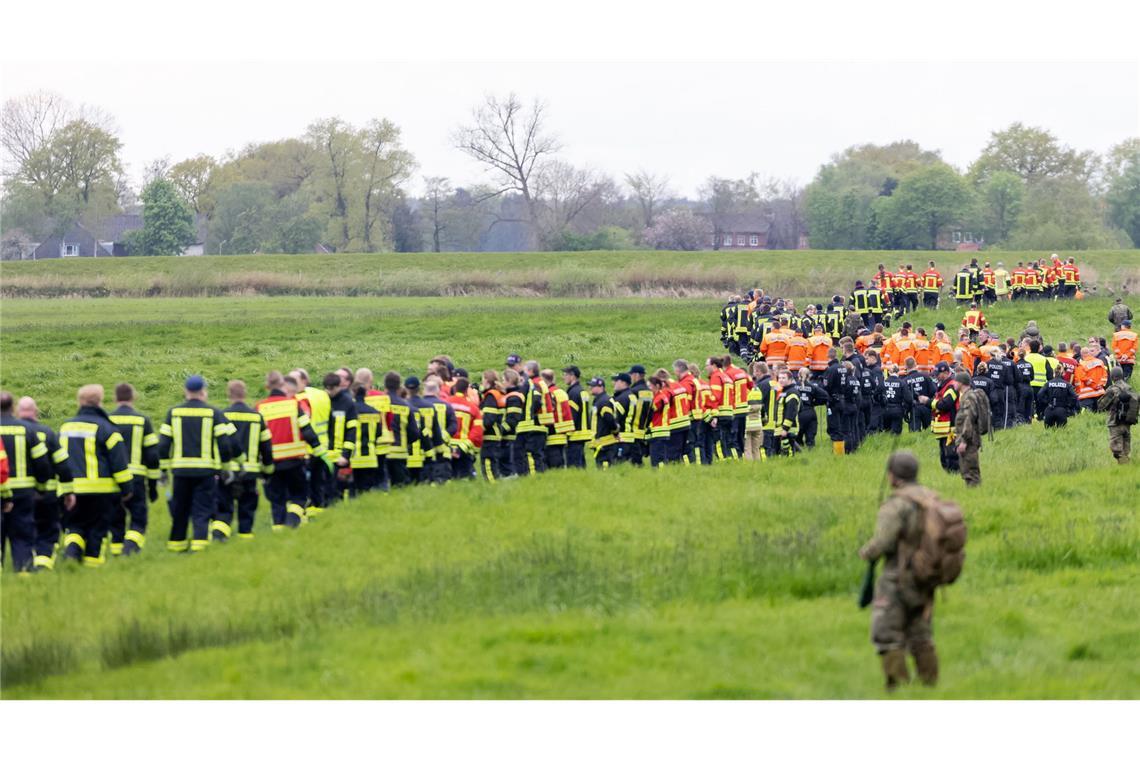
[2,304,1136,573]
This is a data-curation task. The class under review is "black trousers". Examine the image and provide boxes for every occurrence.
[667,427,689,463]
[34,491,61,559]
[565,441,587,469]
[63,493,115,565]
[428,458,452,484]
[515,432,547,476]
[616,440,643,466]
[451,452,476,479]
[826,404,844,441]
[797,409,818,448]
[733,414,747,456]
[545,445,566,469]
[266,466,308,527]
[698,421,716,464]
[841,403,860,453]
[649,437,669,467]
[1122,363,1134,380]
[938,438,960,472]
[217,476,259,535]
[480,441,503,481]
[351,467,382,494]
[717,417,735,459]
[2,491,37,572]
[1043,408,1070,427]
[990,389,1009,430]
[883,407,905,435]
[170,475,217,546]
[110,476,148,548]
[594,445,615,469]
[911,404,931,431]
[386,458,411,488]
[1018,386,1035,424]
[308,457,329,507]
[763,429,778,459]
[923,293,939,309]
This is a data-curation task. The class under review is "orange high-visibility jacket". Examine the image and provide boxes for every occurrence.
[808,335,833,371]
[1112,329,1138,364]
[1073,359,1108,400]
[922,269,943,291]
[786,334,810,371]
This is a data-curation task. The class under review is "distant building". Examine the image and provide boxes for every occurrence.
[941,228,985,252]
[30,213,208,258]
[704,213,770,250]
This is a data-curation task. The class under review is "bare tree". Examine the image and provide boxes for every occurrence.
[534,161,610,246]
[624,169,671,230]
[142,155,172,186]
[1,90,71,177]
[359,118,416,252]
[453,93,559,249]
[422,176,452,252]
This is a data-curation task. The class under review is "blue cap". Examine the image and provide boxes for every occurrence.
[404,375,421,389]
[185,374,206,392]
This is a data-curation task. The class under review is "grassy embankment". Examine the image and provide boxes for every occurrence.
[0,294,1137,698]
[1,250,1137,299]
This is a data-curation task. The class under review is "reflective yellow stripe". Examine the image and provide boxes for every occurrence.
[210,520,232,537]
[125,530,146,547]
[167,539,190,552]
[190,539,209,552]
[64,533,86,551]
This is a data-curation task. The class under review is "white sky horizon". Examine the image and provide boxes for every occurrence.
[2,61,1137,198]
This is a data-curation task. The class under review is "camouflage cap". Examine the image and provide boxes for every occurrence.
[887,450,919,482]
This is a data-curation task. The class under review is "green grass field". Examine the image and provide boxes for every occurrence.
[2,249,1138,299]
[1,253,1138,698]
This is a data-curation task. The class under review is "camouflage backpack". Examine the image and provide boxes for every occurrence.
[896,485,967,590]
[1119,386,1140,426]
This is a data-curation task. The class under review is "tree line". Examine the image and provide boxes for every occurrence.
[2,90,1137,257]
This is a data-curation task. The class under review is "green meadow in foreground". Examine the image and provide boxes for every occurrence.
[0,293,1137,698]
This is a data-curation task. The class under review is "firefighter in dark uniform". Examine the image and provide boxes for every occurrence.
[609,372,635,464]
[58,385,132,567]
[628,365,654,464]
[15,396,73,569]
[217,380,274,540]
[773,371,801,456]
[108,383,161,555]
[1037,375,1079,427]
[1,391,57,571]
[851,281,873,329]
[158,375,238,552]
[587,377,618,468]
[478,370,506,481]
[421,377,457,484]
[382,372,418,487]
[562,366,591,469]
[324,372,359,507]
[825,296,846,342]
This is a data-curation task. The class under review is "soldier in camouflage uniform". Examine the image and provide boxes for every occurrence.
[1097,366,1134,464]
[954,371,984,487]
[858,451,940,690]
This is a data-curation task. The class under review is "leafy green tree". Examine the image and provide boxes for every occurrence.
[1006,176,1124,250]
[804,141,944,248]
[978,170,1024,243]
[969,122,1094,185]
[207,181,275,254]
[168,154,217,216]
[871,164,974,250]
[135,178,195,256]
[1107,159,1140,247]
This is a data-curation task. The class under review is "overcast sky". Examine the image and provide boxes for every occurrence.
[2,61,1137,196]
